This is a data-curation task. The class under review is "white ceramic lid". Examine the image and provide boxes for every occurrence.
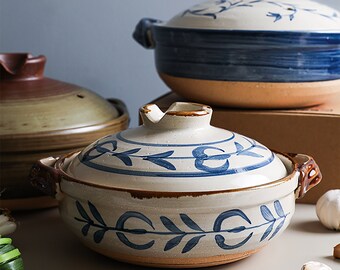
[164,0,340,32]
[66,102,288,192]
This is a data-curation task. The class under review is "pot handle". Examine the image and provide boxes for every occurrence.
[288,153,322,199]
[29,157,62,199]
[107,98,128,116]
[133,18,162,49]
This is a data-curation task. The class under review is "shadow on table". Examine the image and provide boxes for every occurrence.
[290,220,336,234]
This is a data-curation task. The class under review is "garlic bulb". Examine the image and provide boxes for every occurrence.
[316,189,340,230]
[0,209,16,236]
[301,261,332,270]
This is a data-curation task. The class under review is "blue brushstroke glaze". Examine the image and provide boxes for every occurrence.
[74,200,289,254]
[79,133,273,178]
[152,26,340,82]
[182,0,338,22]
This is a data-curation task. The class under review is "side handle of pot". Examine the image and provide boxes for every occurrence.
[288,153,322,199]
[133,18,162,49]
[29,157,62,199]
[107,98,128,116]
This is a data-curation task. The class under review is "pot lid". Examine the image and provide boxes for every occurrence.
[65,102,288,192]
[0,53,119,136]
[163,0,340,32]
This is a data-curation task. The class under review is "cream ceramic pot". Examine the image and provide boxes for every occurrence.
[30,102,321,268]
[134,0,340,108]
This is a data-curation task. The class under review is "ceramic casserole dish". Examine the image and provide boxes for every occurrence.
[0,53,129,210]
[30,102,321,268]
[133,0,340,108]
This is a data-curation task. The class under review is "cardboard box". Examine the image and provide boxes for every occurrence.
[150,92,340,204]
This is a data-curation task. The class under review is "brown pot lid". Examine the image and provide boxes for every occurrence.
[0,53,121,136]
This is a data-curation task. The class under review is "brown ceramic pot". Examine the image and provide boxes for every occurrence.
[0,53,129,210]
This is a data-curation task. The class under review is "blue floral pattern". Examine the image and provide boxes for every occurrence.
[182,0,338,22]
[79,132,274,177]
[74,200,289,253]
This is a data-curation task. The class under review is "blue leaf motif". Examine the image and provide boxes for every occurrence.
[147,151,174,159]
[97,141,117,152]
[183,0,336,22]
[88,201,106,226]
[160,216,183,233]
[182,235,205,254]
[113,148,141,166]
[180,214,204,232]
[144,151,176,170]
[274,200,285,217]
[202,13,217,19]
[260,205,275,221]
[260,223,274,242]
[76,201,91,221]
[269,219,285,240]
[146,158,176,171]
[237,4,253,7]
[94,229,106,243]
[267,12,282,22]
[164,235,185,251]
[234,142,244,152]
[81,224,90,236]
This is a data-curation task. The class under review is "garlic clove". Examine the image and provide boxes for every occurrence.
[316,189,340,231]
[0,209,17,235]
[301,261,332,270]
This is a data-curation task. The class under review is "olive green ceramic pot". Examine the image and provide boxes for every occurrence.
[0,53,129,210]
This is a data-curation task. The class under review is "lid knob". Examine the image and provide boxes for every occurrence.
[140,102,213,129]
[0,53,46,81]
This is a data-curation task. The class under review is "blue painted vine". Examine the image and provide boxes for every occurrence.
[79,134,272,177]
[182,0,339,22]
[74,200,289,254]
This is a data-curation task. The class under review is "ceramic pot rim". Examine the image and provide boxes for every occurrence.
[0,99,128,139]
[0,108,128,139]
[55,150,299,196]
[0,99,129,153]
[154,24,340,35]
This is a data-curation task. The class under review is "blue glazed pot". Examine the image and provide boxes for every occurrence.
[134,0,340,108]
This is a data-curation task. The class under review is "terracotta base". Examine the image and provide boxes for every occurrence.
[84,243,261,268]
[160,73,340,109]
[0,196,58,211]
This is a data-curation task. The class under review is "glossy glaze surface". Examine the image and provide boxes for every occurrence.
[55,153,298,268]
[0,53,129,206]
[166,0,340,31]
[67,102,287,191]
